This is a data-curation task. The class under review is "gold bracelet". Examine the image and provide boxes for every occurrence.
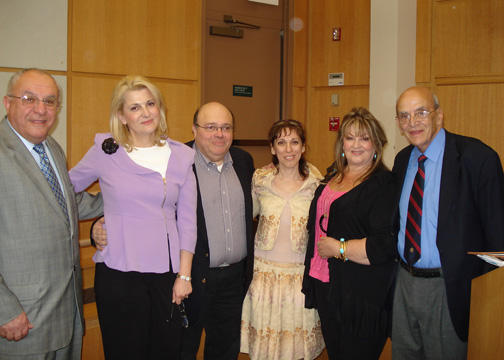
[338,238,348,262]
[177,274,192,282]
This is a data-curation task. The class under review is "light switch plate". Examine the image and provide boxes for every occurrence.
[331,94,339,106]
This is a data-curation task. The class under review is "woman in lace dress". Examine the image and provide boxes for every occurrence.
[240,120,325,360]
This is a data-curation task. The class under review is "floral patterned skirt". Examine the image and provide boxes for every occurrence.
[240,257,325,360]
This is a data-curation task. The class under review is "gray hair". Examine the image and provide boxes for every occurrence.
[7,68,61,103]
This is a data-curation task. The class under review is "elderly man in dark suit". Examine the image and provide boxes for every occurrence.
[392,86,504,359]
[0,69,103,359]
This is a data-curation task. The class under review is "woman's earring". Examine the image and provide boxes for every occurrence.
[374,153,377,160]
[342,152,345,158]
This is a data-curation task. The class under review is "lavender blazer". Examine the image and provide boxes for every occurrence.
[69,133,197,273]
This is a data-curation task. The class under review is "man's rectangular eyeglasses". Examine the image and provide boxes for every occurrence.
[8,94,59,109]
[194,124,233,133]
[397,109,436,125]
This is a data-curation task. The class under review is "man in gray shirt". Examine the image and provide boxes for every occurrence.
[181,102,254,360]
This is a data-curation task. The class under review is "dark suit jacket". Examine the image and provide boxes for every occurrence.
[392,130,504,341]
[303,167,397,338]
[184,142,255,324]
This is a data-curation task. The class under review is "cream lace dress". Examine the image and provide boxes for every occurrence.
[240,169,325,360]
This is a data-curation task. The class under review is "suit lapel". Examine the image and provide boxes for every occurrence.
[392,145,413,228]
[394,148,411,193]
[0,119,70,227]
[437,131,460,239]
[230,148,248,195]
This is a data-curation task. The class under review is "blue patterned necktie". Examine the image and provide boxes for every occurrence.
[33,143,69,223]
[404,154,427,265]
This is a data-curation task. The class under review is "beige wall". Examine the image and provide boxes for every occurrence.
[0,1,67,71]
[0,0,68,150]
[369,0,416,168]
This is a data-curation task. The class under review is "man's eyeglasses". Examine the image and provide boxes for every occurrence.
[194,124,233,133]
[8,94,59,109]
[397,109,436,125]
[167,301,189,329]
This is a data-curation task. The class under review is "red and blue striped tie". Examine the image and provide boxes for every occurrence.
[404,154,427,265]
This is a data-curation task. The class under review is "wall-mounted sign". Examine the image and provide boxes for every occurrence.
[233,85,253,97]
[328,73,344,86]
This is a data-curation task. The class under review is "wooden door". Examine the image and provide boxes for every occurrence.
[203,0,285,167]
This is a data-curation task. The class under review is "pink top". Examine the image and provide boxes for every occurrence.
[309,185,346,282]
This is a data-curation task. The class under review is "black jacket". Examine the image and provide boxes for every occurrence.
[392,130,504,341]
[303,167,397,338]
[184,141,255,324]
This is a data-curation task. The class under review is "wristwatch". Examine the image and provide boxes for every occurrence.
[177,274,192,282]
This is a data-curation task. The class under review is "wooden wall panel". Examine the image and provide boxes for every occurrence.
[284,0,308,121]
[433,0,504,78]
[419,0,504,163]
[291,87,307,122]
[292,0,371,172]
[82,303,105,360]
[69,75,116,167]
[467,267,504,359]
[415,0,432,83]
[307,87,369,172]
[292,0,308,88]
[238,145,272,169]
[72,0,201,80]
[81,245,96,290]
[310,0,370,87]
[69,75,199,168]
[436,83,504,162]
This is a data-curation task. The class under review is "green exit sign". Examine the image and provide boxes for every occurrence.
[233,85,253,97]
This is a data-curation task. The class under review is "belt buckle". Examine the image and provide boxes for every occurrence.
[409,265,415,276]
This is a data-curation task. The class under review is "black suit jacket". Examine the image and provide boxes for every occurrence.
[392,130,504,341]
[184,142,255,324]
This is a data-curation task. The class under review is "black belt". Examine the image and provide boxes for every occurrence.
[400,259,441,278]
[212,260,243,270]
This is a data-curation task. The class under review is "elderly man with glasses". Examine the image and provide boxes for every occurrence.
[391,86,504,359]
[0,68,103,359]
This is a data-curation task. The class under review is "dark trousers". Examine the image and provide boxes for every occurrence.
[95,263,182,360]
[391,265,467,360]
[180,261,244,360]
[313,277,387,360]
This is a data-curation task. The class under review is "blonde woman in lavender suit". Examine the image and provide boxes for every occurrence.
[240,119,325,360]
[69,76,197,359]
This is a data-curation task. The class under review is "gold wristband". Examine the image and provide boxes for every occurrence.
[177,274,192,282]
[338,238,348,262]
